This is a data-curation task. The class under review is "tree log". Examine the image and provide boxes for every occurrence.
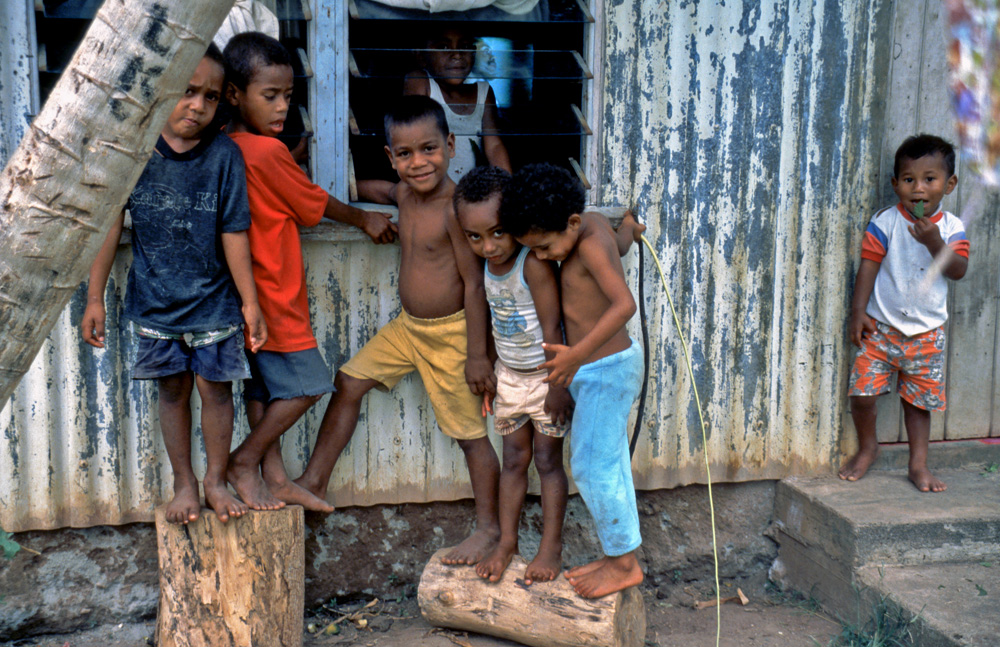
[155,506,305,647]
[0,0,235,406]
[418,548,646,647]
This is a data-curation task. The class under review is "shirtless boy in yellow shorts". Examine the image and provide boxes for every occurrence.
[294,96,500,564]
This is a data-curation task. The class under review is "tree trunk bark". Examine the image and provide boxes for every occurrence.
[155,505,305,647]
[0,0,235,406]
[418,548,647,647]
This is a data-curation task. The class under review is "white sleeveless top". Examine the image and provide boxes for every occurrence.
[485,247,547,370]
[428,77,487,183]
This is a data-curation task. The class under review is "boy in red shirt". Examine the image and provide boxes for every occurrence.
[223,32,396,511]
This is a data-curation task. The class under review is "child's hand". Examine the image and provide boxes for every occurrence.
[361,210,398,244]
[481,392,494,417]
[849,310,876,347]
[81,301,107,348]
[908,217,944,251]
[539,343,583,388]
[243,302,268,353]
[465,354,497,396]
[544,384,574,426]
[615,210,646,256]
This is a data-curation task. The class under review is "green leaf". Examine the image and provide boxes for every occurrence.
[981,562,994,568]
[975,584,988,597]
[0,530,21,560]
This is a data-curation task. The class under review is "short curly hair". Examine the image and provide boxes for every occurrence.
[384,95,449,146]
[894,134,956,178]
[453,166,511,214]
[223,32,292,91]
[500,163,585,237]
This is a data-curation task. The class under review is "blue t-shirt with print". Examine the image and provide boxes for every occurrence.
[124,131,251,333]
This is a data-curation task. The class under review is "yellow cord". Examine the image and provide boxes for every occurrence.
[640,234,721,647]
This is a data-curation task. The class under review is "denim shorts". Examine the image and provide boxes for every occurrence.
[243,347,335,403]
[132,331,251,382]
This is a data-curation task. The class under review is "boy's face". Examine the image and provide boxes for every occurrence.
[226,64,294,137]
[457,194,518,265]
[162,57,224,144]
[384,117,455,194]
[516,214,582,263]
[425,29,475,86]
[891,153,957,217]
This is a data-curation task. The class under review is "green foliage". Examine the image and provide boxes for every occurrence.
[981,462,999,476]
[830,594,919,647]
[0,528,21,560]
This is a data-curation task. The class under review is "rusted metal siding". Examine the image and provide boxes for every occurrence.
[601,0,894,488]
[1,0,946,533]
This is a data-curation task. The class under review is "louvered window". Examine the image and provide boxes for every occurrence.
[340,0,597,195]
[33,0,315,166]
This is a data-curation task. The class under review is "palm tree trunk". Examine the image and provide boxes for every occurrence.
[0,0,236,405]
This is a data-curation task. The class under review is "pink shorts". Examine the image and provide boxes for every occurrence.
[848,320,946,411]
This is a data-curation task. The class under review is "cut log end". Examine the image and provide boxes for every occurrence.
[418,547,646,647]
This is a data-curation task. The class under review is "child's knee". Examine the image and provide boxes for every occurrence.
[334,371,375,400]
[197,378,234,408]
[158,374,193,404]
[532,447,564,476]
[502,440,532,471]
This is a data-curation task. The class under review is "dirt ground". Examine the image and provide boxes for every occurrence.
[1,587,842,647]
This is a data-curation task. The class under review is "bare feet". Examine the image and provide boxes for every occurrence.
[524,544,562,585]
[267,478,335,513]
[441,528,501,566]
[164,479,201,524]
[909,466,947,492]
[227,461,285,511]
[203,479,248,523]
[475,542,516,582]
[565,553,643,599]
[838,446,879,481]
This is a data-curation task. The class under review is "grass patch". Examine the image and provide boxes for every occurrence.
[829,592,920,647]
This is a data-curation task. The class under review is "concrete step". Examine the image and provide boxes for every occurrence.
[769,468,1000,646]
[855,562,1000,647]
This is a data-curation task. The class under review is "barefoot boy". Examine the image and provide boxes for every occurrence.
[222,32,397,511]
[500,163,645,599]
[294,96,501,564]
[840,134,969,493]
[81,45,265,525]
[452,166,572,585]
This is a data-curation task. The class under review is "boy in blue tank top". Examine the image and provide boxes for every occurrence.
[454,166,572,586]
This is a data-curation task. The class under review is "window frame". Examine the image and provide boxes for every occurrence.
[311,0,605,207]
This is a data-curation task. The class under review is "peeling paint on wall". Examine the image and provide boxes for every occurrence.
[0,0,918,532]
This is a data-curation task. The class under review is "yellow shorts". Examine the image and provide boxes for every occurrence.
[341,309,487,440]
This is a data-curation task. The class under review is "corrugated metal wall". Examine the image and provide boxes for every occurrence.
[6,0,982,534]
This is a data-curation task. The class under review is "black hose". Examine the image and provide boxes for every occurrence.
[630,225,650,458]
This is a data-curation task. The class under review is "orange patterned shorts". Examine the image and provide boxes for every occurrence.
[848,321,946,412]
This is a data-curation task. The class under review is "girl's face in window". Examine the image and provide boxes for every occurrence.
[425,29,476,86]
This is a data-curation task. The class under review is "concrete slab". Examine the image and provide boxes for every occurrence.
[858,562,1000,647]
[870,439,1000,472]
[774,469,1000,567]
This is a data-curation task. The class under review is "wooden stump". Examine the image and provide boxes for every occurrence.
[418,548,646,647]
[154,506,305,647]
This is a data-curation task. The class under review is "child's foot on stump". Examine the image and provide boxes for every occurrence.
[204,479,248,522]
[227,461,285,511]
[524,545,562,585]
[164,479,201,524]
[441,528,500,566]
[267,478,335,513]
[475,542,516,582]
[838,446,879,481]
[909,466,947,492]
[565,553,643,599]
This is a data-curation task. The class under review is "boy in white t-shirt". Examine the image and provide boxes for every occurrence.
[840,134,969,493]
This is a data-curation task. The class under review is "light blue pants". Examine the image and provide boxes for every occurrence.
[568,340,644,557]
